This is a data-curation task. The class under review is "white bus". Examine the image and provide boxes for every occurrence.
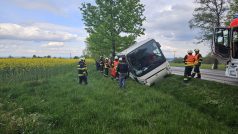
[119,38,171,86]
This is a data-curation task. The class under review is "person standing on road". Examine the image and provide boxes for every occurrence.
[77,58,88,85]
[191,49,203,79]
[183,50,195,82]
[117,56,129,88]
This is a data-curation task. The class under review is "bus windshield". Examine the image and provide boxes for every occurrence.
[127,40,166,77]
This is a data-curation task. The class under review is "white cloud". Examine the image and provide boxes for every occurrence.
[41,42,64,48]
[137,0,209,58]
[0,23,79,42]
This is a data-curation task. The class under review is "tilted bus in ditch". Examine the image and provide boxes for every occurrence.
[118,38,171,86]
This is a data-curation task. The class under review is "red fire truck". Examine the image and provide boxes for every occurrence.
[213,14,238,78]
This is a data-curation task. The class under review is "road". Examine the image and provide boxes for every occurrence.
[171,67,238,86]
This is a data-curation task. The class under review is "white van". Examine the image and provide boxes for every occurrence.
[119,38,171,86]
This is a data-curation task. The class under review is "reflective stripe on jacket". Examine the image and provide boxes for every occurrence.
[77,61,87,76]
[194,53,202,65]
[184,55,195,66]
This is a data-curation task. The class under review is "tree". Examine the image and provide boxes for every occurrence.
[189,0,228,69]
[82,47,92,58]
[73,56,79,59]
[189,0,228,43]
[32,55,37,58]
[80,0,145,58]
[226,0,238,24]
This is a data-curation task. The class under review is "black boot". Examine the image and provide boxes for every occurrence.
[196,73,201,79]
[79,77,82,84]
[191,73,195,78]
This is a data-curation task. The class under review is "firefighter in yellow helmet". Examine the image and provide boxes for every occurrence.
[191,49,203,78]
[183,50,195,81]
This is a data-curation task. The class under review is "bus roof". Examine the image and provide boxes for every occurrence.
[119,38,161,55]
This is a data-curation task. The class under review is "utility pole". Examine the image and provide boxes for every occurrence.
[172,50,176,59]
[69,49,72,59]
[164,50,176,59]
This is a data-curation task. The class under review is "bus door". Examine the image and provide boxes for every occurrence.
[213,28,230,61]
[231,27,238,59]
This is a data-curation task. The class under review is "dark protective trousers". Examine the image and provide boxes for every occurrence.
[184,66,193,77]
[192,65,201,78]
[100,64,104,73]
[79,76,87,84]
[104,68,109,76]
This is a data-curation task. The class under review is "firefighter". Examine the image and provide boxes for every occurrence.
[104,58,110,77]
[183,50,195,82]
[111,56,119,80]
[99,56,104,73]
[77,58,88,84]
[96,60,100,71]
[192,49,203,78]
[117,56,129,88]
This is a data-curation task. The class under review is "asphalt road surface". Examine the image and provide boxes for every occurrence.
[171,67,238,86]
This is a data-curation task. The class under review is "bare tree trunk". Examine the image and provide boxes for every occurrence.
[213,58,219,69]
[112,39,116,60]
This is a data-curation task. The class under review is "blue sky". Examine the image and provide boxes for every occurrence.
[0,0,209,58]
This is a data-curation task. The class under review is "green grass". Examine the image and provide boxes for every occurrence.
[170,63,226,70]
[0,65,238,133]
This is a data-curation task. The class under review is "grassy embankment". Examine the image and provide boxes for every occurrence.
[0,60,237,133]
[170,62,226,70]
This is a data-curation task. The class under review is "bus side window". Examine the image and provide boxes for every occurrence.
[216,30,229,47]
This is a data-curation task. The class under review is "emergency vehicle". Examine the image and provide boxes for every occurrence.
[213,14,238,78]
[119,38,171,86]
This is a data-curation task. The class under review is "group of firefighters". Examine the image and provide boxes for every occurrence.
[77,48,202,85]
[77,55,129,88]
[96,56,129,88]
[183,48,203,82]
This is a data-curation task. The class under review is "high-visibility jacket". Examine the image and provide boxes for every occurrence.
[194,53,202,65]
[184,54,195,66]
[113,60,119,69]
[77,61,87,76]
[111,60,119,77]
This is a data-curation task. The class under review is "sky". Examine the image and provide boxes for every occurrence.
[0,0,210,58]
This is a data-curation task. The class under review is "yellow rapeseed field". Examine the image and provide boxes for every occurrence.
[0,58,77,70]
[0,58,94,70]
[0,58,94,82]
